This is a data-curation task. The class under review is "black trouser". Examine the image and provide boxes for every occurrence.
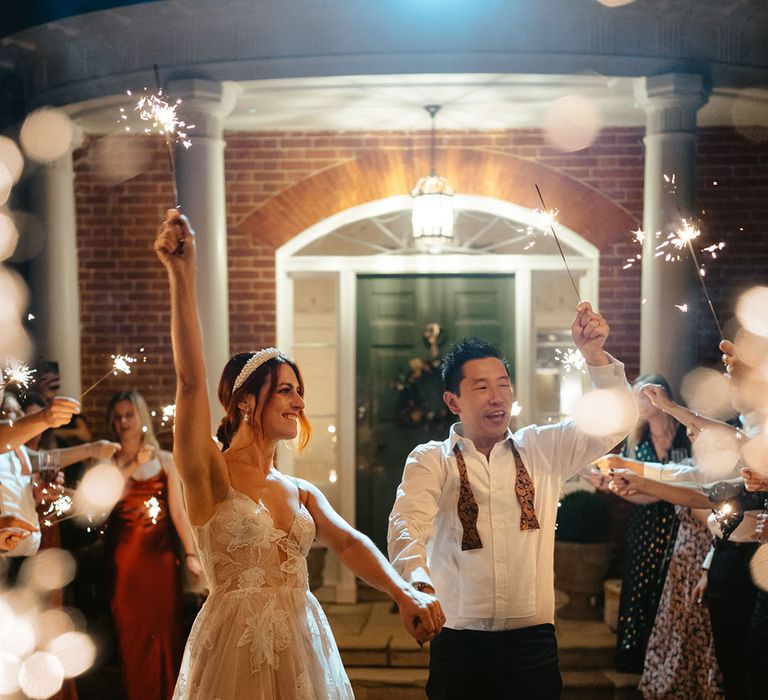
[707,540,767,700]
[426,624,562,700]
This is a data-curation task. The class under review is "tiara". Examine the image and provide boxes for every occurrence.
[232,348,287,393]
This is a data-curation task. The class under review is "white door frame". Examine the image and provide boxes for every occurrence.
[275,194,599,602]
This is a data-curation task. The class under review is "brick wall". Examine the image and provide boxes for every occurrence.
[71,127,768,438]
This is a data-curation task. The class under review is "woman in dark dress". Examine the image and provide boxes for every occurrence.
[614,374,691,673]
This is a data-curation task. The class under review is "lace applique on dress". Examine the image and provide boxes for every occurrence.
[172,487,353,700]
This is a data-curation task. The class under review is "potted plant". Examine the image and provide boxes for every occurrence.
[554,489,616,619]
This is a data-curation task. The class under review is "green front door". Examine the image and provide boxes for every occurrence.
[356,274,516,551]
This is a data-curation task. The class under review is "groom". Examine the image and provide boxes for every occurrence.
[388,302,636,699]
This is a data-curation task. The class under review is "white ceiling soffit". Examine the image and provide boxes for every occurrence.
[66,73,768,133]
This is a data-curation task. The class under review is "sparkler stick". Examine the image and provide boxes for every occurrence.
[534,184,582,303]
[153,64,180,210]
[686,236,725,340]
[81,351,142,398]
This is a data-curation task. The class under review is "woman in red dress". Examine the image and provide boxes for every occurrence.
[104,390,202,700]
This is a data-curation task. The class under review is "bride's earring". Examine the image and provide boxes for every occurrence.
[241,411,250,425]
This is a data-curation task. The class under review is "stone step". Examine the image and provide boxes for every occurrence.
[332,602,619,672]
[349,667,641,700]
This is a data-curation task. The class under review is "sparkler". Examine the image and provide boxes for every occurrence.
[0,359,35,391]
[80,350,143,398]
[42,494,73,520]
[554,348,587,373]
[118,65,193,210]
[144,496,161,525]
[534,185,582,303]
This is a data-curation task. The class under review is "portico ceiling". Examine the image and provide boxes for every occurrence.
[0,0,766,132]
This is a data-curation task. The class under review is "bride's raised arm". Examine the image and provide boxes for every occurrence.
[154,209,228,524]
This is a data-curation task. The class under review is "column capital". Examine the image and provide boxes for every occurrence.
[634,73,710,135]
[166,79,241,137]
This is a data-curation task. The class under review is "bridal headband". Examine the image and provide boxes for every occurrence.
[232,348,289,393]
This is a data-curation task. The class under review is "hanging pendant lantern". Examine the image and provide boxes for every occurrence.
[411,105,455,253]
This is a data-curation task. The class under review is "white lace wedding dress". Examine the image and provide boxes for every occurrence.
[173,487,353,699]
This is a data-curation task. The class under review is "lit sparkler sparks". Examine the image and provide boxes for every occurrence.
[0,359,35,390]
[81,349,144,398]
[555,348,587,373]
[144,496,161,524]
[675,304,689,313]
[118,66,194,210]
[161,404,176,426]
[43,494,73,520]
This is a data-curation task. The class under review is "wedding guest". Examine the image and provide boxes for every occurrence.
[103,389,201,700]
[612,375,690,673]
[388,305,636,700]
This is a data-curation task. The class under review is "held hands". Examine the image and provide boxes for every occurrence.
[641,384,676,413]
[396,585,446,645]
[592,453,634,476]
[154,209,195,274]
[608,468,645,497]
[571,302,610,366]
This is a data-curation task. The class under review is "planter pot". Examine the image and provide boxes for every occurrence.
[554,541,616,619]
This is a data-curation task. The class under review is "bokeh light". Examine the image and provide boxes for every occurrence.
[20,108,75,163]
[544,95,602,153]
[48,631,96,678]
[77,462,125,513]
[34,609,75,649]
[680,367,736,421]
[20,548,77,593]
[573,387,637,437]
[0,163,13,206]
[18,651,64,699]
[0,211,19,261]
[0,135,24,184]
[751,543,768,592]
[735,286,768,338]
[596,0,635,6]
[740,431,768,478]
[0,650,21,695]
[691,428,741,480]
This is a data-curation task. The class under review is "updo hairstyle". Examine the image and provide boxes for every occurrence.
[216,351,312,452]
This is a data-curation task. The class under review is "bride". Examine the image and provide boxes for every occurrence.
[154,210,445,699]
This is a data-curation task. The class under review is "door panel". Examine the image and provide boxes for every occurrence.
[356,274,515,551]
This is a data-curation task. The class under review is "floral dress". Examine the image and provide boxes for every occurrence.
[173,486,353,700]
[638,506,724,699]
[615,425,689,673]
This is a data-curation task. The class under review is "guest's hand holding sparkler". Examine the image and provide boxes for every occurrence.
[154,209,194,269]
[0,396,81,451]
[571,302,610,366]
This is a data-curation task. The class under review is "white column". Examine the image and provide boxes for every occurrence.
[30,141,83,398]
[168,79,239,429]
[635,74,709,392]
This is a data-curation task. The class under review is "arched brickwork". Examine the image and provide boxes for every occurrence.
[236,148,639,250]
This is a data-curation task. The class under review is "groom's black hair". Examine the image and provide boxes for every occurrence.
[441,338,511,395]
